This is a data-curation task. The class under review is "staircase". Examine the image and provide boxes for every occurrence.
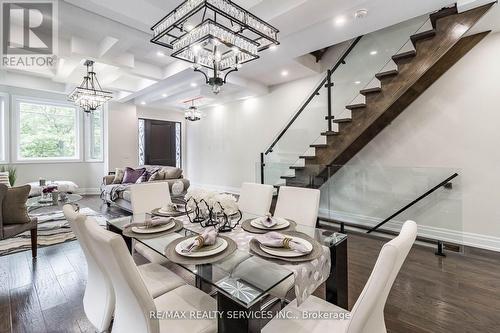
[263,3,493,188]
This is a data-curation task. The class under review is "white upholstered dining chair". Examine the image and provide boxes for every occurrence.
[63,205,187,332]
[129,183,173,264]
[273,186,320,227]
[263,220,418,333]
[85,214,217,333]
[238,182,274,215]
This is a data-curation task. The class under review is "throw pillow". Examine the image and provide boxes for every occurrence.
[161,167,182,180]
[112,168,125,184]
[122,167,146,184]
[0,172,11,188]
[2,185,31,224]
[148,171,162,181]
[135,171,149,184]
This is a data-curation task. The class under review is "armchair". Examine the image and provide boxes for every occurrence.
[0,184,38,258]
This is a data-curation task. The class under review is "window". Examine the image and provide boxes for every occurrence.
[14,97,80,162]
[0,93,7,163]
[85,109,104,161]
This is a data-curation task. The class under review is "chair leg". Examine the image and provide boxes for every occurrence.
[30,228,38,259]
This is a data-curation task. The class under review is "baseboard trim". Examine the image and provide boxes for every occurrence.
[319,208,500,253]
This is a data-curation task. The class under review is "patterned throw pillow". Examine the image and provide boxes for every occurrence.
[0,172,11,188]
[122,167,146,184]
[135,171,149,184]
[148,171,162,182]
[112,168,125,184]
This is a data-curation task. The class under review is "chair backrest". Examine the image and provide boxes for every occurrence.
[273,186,320,227]
[130,182,171,215]
[63,205,115,332]
[346,221,417,333]
[238,182,274,216]
[84,214,159,333]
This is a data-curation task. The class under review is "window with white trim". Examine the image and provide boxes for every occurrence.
[14,97,80,162]
[85,109,104,161]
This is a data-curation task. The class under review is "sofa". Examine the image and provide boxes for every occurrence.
[102,165,190,213]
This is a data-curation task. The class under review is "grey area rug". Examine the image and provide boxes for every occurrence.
[0,207,107,256]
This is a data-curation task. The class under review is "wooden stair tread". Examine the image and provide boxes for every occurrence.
[430,5,458,28]
[299,155,315,160]
[392,50,416,62]
[310,144,328,148]
[332,118,352,124]
[376,69,398,80]
[321,131,339,136]
[290,166,305,170]
[411,29,437,45]
[360,87,382,95]
[346,103,366,110]
[280,175,296,179]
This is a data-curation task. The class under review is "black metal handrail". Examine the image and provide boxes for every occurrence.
[263,36,363,156]
[367,173,459,233]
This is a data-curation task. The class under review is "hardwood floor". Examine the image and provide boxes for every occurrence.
[1,195,499,332]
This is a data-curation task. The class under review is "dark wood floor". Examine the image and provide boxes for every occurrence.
[1,195,500,333]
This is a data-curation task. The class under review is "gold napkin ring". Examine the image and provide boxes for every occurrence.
[283,237,292,249]
[195,235,205,247]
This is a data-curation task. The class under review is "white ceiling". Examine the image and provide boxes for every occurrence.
[2,0,495,111]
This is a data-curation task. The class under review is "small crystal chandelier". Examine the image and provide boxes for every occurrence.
[68,60,113,113]
[184,98,202,121]
[151,0,279,94]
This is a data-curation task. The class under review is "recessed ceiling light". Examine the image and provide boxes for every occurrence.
[281,70,289,77]
[156,51,165,57]
[162,93,167,97]
[190,82,198,87]
[140,101,146,105]
[334,16,346,26]
[370,50,378,55]
[355,9,368,19]
[269,45,277,51]
[354,81,361,85]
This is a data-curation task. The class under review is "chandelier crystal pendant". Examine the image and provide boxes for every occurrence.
[185,99,202,121]
[151,0,279,94]
[68,60,113,113]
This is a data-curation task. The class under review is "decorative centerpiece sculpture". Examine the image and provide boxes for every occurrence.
[184,189,241,232]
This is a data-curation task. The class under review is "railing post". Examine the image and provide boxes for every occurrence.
[260,153,265,184]
[327,69,333,132]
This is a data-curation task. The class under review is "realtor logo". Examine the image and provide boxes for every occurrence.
[1,0,57,68]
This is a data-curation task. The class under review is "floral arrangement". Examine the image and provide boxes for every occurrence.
[184,189,239,214]
[42,185,58,194]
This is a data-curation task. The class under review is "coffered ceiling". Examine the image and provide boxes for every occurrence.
[1,0,478,111]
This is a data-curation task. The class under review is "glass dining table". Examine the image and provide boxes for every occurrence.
[107,212,348,333]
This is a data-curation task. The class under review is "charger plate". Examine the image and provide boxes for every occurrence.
[152,206,192,217]
[165,236,237,265]
[123,219,184,239]
[249,231,323,263]
[242,219,297,234]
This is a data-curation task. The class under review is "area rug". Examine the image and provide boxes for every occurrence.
[0,207,107,256]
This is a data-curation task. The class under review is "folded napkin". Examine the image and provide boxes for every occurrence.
[124,216,173,229]
[261,213,277,227]
[182,227,217,253]
[161,203,178,213]
[255,232,310,253]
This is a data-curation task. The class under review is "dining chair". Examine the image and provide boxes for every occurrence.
[273,186,320,227]
[130,183,172,264]
[238,182,274,215]
[63,205,187,332]
[263,220,418,333]
[85,214,217,333]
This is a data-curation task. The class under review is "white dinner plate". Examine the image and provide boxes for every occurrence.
[250,217,290,230]
[131,220,176,234]
[176,237,228,257]
[259,236,313,257]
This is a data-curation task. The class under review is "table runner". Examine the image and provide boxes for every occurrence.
[176,215,331,306]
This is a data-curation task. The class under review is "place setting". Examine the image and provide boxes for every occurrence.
[241,212,297,234]
[151,201,192,218]
[122,214,184,239]
[249,231,323,263]
[165,227,237,265]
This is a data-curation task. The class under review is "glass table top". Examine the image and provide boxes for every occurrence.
[107,213,346,308]
[27,193,83,209]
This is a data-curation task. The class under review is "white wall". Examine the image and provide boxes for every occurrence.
[107,102,186,172]
[0,85,105,192]
[186,31,500,251]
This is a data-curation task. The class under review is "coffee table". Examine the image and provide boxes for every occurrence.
[27,194,83,212]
